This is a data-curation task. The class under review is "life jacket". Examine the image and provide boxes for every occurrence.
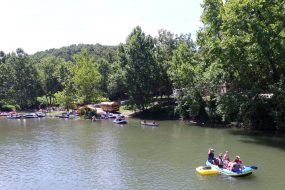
[208,152,214,162]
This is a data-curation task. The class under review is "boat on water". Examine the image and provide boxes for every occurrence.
[6,114,22,119]
[140,121,159,127]
[206,160,254,177]
[196,166,219,175]
[24,113,38,118]
[0,112,9,116]
[58,115,70,119]
[36,112,46,117]
[113,119,127,124]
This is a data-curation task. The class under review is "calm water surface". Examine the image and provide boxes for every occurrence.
[0,117,284,190]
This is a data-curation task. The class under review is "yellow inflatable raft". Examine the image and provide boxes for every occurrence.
[196,166,219,175]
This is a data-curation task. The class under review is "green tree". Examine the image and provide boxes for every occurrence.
[5,49,42,108]
[197,0,285,130]
[118,26,159,109]
[97,58,110,96]
[37,56,65,105]
[72,49,101,103]
[154,30,177,98]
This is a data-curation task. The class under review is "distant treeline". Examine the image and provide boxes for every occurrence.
[33,43,118,63]
[0,0,284,132]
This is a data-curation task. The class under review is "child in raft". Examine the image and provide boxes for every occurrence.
[226,155,244,172]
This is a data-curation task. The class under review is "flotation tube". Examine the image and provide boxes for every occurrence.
[6,114,21,119]
[140,122,159,126]
[58,115,70,119]
[196,166,219,175]
[113,119,127,124]
[206,161,253,177]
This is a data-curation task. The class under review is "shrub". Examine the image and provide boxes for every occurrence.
[1,105,16,111]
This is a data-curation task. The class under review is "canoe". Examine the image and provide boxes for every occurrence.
[206,161,253,177]
[113,119,127,124]
[196,166,219,175]
[140,122,159,127]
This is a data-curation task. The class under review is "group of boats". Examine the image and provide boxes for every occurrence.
[1,111,160,127]
[91,112,159,127]
[1,112,46,119]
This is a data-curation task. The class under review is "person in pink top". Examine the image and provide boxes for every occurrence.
[223,151,230,168]
[223,151,230,161]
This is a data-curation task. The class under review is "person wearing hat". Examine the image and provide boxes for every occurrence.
[234,155,242,164]
[208,148,215,163]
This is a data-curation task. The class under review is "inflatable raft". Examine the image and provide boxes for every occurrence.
[140,121,159,127]
[196,166,219,175]
[206,161,253,177]
[113,119,127,124]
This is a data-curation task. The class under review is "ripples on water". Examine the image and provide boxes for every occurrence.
[0,118,285,190]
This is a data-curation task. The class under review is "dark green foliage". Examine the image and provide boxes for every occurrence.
[1,104,16,111]
[196,0,285,130]
[115,26,159,109]
[0,50,43,108]
[37,56,65,105]
[98,58,110,96]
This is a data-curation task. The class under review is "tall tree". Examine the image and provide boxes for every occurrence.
[118,26,159,109]
[5,49,42,108]
[72,49,101,103]
[154,30,176,98]
[97,58,110,96]
[37,56,65,105]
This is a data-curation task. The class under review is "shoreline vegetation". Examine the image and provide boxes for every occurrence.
[1,1,284,132]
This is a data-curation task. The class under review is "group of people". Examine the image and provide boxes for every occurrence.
[208,148,243,172]
[115,115,125,121]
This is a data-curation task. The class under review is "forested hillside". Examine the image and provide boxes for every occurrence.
[32,43,117,63]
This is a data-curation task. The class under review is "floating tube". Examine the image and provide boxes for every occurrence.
[140,122,159,127]
[196,166,219,175]
[113,120,127,124]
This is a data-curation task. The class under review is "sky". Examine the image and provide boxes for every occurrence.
[0,0,203,54]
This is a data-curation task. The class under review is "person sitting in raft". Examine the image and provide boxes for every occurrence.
[231,162,243,172]
[234,155,242,164]
[152,120,156,124]
[223,151,230,161]
[208,148,215,164]
[227,156,243,172]
[223,151,230,168]
[116,115,122,121]
[91,115,96,122]
[217,153,224,168]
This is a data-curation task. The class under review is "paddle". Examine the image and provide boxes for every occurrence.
[249,166,258,170]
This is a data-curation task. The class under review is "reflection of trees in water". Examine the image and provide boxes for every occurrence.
[228,129,285,151]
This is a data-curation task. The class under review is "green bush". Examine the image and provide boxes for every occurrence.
[1,105,16,111]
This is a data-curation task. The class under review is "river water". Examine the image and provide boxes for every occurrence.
[0,117,284,190]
